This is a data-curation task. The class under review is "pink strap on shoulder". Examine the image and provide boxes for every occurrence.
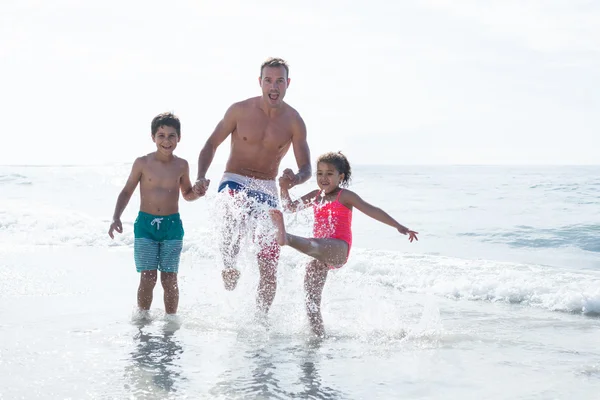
[335,189,343,201]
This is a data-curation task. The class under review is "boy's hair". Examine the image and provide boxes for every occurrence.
[151,112,181,137]
[260,57,289,79]
[317,151,352,187]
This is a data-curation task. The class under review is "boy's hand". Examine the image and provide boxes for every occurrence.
[108,219,123,239]
[398,227,419,242]
[193,178,210,196]
[278,168,297,189]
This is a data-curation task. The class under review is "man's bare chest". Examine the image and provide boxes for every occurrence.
[235,117,292,145]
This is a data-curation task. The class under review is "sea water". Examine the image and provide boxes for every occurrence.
[1,164,599,399]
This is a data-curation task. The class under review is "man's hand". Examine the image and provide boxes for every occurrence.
[108,219,123,239]
[193,178,210,196]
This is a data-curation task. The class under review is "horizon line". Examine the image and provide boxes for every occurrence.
[1,163,599,168]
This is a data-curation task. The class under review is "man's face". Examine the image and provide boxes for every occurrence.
[259,66,290,108]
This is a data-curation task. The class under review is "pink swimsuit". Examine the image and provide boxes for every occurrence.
[313,189,353,260]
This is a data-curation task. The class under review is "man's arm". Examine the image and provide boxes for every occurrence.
[196,104,238,181]
[289,114,311,187]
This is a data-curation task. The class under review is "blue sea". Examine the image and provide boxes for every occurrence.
[1,164,599,399]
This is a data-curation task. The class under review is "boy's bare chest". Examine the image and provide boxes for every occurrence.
[142,164,181,187]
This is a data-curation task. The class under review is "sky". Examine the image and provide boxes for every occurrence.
[1,0,599,167]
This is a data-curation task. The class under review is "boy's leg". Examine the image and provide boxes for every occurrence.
[157,215,184,314]
[134,215,160,311]
[160,272,178,314]
[304,259,329,337]
[270,210,348,266]
[138,270,158,310]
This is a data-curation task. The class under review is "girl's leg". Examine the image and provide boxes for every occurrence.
[270,210,348,266]
[305,259,329,337]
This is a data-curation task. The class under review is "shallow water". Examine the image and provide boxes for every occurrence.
[1,165,600,399]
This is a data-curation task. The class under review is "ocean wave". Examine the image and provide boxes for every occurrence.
[2,202,599,317]
[459,224,600,253]
[345,250,600,316]
[0,173,32,185]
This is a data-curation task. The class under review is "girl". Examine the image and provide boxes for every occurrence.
[270,151,418,337]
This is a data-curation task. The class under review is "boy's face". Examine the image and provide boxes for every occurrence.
[152,125,180,155]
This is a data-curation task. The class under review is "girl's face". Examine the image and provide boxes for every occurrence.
[316,162,344,195]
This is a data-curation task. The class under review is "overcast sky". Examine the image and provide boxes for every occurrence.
[1,0,598,167]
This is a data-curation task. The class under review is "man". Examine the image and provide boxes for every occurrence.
[193,57,311,313]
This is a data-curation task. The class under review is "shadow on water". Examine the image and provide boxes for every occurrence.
[294,338,347,400]
[124,322,185,399]
[210,333,347,399]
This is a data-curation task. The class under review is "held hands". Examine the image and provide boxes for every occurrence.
[398,226,419,242]
[193,178,210,196]
[108,218,123,239]
[278,168,297,190]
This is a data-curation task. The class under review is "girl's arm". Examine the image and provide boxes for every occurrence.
[279,183,294,211]
[343,190,419,241]
[280,184,319,213]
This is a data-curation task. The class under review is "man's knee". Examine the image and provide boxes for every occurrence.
[258,257,278,283]
[257,241,280,265]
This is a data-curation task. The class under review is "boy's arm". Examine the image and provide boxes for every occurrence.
[180,160,200,201]
[109,158,143,238]
[194,103,238,195]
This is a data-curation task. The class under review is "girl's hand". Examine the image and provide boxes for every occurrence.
[279,168,296,189]
[398,227,419,242]
[278,175,293,189]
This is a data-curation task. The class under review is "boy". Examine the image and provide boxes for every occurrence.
[108,112,199,316]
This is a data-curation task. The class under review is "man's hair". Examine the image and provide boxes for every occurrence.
[260,57,289,79]
[151,112,181,137]
[317,151,352,187]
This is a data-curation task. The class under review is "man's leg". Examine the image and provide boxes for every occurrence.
[219,199,247,291]
[256,240,279,313]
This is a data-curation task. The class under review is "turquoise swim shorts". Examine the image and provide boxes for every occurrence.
[133,211,184,273]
